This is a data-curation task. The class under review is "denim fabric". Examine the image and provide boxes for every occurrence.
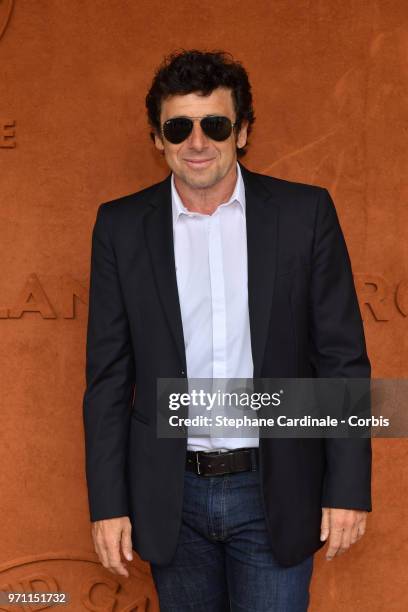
[150,466,314,611]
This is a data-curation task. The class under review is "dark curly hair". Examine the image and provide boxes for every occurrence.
[145,49,255,158]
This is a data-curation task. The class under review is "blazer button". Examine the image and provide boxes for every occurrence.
[180,369,185,376]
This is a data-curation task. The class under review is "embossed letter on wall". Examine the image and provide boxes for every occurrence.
[0,119,16,148]
[0,0,15,42]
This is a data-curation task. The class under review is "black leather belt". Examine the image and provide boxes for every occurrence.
[186,447,259,476]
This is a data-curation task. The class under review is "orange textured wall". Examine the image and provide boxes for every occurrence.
[1,1,407,610]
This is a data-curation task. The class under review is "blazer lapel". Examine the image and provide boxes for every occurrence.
[239,162,279,378]
[143,174,188,373]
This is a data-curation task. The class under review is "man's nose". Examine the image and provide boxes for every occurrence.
[186,120,209,150]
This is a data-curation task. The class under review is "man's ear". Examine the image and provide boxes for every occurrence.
[153,130,165,151]
[236,119,249,149]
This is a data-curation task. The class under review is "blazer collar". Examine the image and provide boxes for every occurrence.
[143,161,279,377]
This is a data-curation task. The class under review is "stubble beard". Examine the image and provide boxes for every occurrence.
[175,160,229,192]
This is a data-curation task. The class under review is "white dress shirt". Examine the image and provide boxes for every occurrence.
[171,162,258,452]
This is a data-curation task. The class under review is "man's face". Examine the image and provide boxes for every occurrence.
[154,87,248,190]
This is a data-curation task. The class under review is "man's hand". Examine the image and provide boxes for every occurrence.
[91,516,133,577]
[320,507,367,560]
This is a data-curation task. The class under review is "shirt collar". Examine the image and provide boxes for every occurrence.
[171,161,245,225]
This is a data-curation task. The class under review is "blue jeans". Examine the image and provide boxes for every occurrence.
[150,466,314,611]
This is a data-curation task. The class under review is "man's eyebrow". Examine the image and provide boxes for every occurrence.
[165,113,220,120]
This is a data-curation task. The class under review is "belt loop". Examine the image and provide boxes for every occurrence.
[250,448,257,471]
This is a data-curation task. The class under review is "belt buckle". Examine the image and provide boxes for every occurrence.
[196,452,201,475]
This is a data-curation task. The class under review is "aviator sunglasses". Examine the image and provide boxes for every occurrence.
[161,115,236,144]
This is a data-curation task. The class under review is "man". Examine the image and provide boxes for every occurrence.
[83,49,372,611]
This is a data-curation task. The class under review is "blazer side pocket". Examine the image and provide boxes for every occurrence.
[131,410,151,425]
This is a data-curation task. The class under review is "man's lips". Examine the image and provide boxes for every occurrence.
[184,158,215,167]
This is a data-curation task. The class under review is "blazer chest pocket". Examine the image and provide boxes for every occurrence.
[276,262,311,279]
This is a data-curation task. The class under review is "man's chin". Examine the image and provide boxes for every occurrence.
[181,169,222,190]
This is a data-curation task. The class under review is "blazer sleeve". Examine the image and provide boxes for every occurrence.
[82,203,135,522]
[309,187,372,512]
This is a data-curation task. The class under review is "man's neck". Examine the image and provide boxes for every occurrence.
[174,164,238,215]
